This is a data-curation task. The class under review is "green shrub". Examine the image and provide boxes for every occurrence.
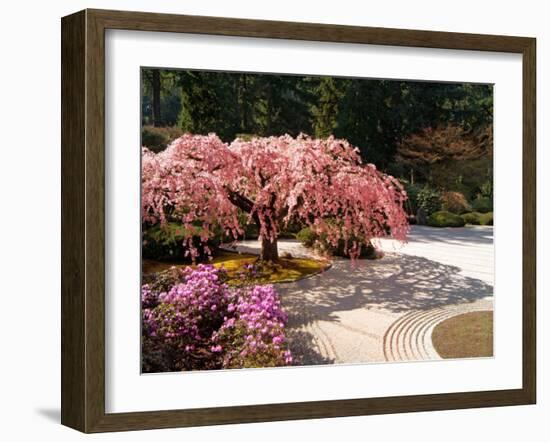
[461,212,483,225]
[471,196,493,213]
[441,191,470,214]
[142,222,219,261]
[296,227,317,247]
[427,211,466,228]
[296,227,380,259]
[417,186,441,217]
[480,212,493,226]
[142,125,183,152]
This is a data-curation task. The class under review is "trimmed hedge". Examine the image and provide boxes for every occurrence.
[461,211,493,226]
[427,211,466,228]
[480,212,493,226]
[461,212,483,225]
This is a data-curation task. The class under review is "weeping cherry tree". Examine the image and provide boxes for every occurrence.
[141,133,409,261]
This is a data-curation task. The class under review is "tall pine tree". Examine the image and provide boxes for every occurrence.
[311,77,343,138]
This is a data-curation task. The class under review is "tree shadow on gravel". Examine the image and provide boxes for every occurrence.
[280,252,493,365]
[280,253,493,327]
[285,329,335,366]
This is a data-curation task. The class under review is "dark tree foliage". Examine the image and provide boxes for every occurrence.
[141,70,182,127]
[336,79,404,168]
[176,71,241,141]
[311,77,344,138]
[140,68,493,195]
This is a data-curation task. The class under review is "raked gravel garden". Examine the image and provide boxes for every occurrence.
[232,225,494,365]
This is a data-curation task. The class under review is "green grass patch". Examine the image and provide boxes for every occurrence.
[432,311,493,359]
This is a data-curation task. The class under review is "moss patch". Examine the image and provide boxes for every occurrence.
[432,311,493,359]
[142,250,254,275]
[143,250,329,285]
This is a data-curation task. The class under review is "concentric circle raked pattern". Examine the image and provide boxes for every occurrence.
[383,299,493,362]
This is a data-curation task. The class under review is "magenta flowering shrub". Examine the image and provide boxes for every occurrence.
[142,265,292,372]
[214,284,292,368]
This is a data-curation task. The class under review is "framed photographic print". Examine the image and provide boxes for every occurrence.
[61,9,536,433]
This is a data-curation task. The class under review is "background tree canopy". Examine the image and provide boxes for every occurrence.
[141,68,493,199]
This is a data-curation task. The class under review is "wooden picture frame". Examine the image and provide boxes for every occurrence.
[61,8,536,433]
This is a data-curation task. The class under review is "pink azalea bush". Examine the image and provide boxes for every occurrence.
[142,265,292,372]
[142,133,409,260]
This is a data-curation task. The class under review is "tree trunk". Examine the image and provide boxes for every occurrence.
[152,70,162,127]
[260,237,279,261]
